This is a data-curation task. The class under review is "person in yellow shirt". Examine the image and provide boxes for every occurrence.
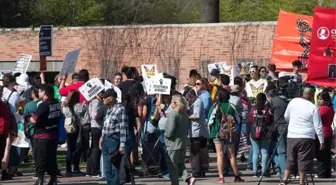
[209,69,220,101]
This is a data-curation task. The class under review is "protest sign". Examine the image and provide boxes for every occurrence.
[79,78,105,101]
[104,80,122,103]
[146,76,171,95]
[236,61,253,75]
[307,7,336,88]
[270,10,313,71]
[208,62,226,73]
[39,25,53,56]
[60,49,80,76]
[12,121,31,148]
[13,54,32,74]
[141,64,158,79]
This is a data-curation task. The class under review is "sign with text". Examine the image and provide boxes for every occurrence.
[13,54,32,74]
[207,62,226,74]
[79,78,104,101]
[60,49,80,76]
[104,80,122,103]
[141,64,158,79]
[39,25,53,56]
[307,7,336,88]
[146,77,171,95]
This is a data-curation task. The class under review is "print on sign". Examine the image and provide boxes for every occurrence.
[141,64,158,79]
[147,77,171,95]
[60,49,80,76]
[79,78,105,101]
[13,54,32,74]
[39,25,53,56]
[236,61,253,75]
[328,64,336,79]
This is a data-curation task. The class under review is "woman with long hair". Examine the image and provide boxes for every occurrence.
[248,93,272,177]
[195,78,212,116]
[208,88,244,183]
[165,95,196,185]
[316,92,334,178]
[62,90,87,176]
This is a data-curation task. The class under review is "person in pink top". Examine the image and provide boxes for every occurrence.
[316,92,335,178]
[59,69,90,103]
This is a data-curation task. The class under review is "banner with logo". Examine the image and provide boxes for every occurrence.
[146,76,171,95]
[141,64,158,79]
[307,7,336,88]
[13,54,32,74]
[270,10,313,71]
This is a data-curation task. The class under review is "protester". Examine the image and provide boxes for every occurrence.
[165,95,196,185]
[248,93,273,177]
[119,66,143,96]
[291,60,303,83]
[316,92,334,178]
[218,74,231,92]
[185,69,199,88]
[267,64,277,81]
[99,88,128,185]
[195,78,212,116]
[185,89,207,178]
[245,65,268,103]
[280,86,324,185]
[113,73,123,87]
[59,69,90,103]
[29,84,61,185]
[0,86,13,180]
[259,66,268,80]
[209,69,220,101]
[208,88,244,183]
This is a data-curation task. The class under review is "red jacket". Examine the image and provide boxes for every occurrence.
[59,82,85,103]
[319,105,334,138]
[0,101,12,136]
[248,105,272,125]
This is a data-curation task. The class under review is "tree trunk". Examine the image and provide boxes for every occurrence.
[200,0,220,23]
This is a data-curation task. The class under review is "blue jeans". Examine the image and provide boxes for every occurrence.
[270,141,279,172]
[248,147,253,169]
[250,137,271,174]
[102,138,120,185]
[159,130,168,174]
[242,123,253,169]
[276,126,287,178]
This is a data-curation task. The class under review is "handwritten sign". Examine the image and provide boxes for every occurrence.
[104,80,122,103]
[141,64,158,79]
[79,78,104,101]
[13,54,32,74]
[39,25,53,56]
[60,49,80,76]
[146,76,171,95]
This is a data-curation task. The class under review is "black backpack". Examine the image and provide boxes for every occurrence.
[250,108,272,140]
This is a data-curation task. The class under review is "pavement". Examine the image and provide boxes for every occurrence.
[1,153,335,185]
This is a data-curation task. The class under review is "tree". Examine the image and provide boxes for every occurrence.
[200,0,220,23]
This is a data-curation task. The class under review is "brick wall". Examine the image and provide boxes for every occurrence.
[0,22,276,89]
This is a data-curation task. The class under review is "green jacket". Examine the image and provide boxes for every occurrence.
[208,102,236,138]
[164,110,189,151]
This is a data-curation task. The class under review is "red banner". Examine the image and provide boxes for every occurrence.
[270,10,313,71]
[307,7,336,88]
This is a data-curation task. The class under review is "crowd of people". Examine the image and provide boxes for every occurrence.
[0,60,335,185]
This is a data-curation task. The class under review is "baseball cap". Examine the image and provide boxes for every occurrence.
[210,69,220,76]
[101,88,118,99]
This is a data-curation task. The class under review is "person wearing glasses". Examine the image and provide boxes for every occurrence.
[245,65,268,104]
[259,66,268,80]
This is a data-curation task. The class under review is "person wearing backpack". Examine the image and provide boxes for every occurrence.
[62,90,87,177]
[208,88,244,183]
[248,93,273,178]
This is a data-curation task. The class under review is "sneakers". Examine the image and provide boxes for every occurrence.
[187,177,196,185]
[162,173,169,179]
[216,178,225,184]
[252,172,258,178]
[234,176,245,182]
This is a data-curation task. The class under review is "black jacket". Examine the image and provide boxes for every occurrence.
[119,153,134,185]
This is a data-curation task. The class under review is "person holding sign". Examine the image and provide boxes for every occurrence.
[59,69,90,103]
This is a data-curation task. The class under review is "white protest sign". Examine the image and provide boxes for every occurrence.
[208,62,226,74]
[141,64,158,79]
[13,54,32,74]
[12,122,31,148]
[60,49,80,76]
[146,76,171,95]
[79,78,104,101]
[104,80,122,103]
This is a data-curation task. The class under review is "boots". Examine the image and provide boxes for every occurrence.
[34,175,44,185]
[47,176,57,185]
[1,170,13,180]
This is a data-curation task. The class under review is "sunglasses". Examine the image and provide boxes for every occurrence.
[250,70,256,73]
[195,82,202,86]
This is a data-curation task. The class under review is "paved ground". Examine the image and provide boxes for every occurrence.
[1,153,335,185]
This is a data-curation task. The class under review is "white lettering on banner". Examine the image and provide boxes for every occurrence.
[79,78,105,101]
[13,54,32,74]
[48,104,61,119]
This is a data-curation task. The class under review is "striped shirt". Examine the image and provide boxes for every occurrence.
[102,103,128,147]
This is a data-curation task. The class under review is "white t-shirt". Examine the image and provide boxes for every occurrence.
[284,97,324,143]
[1,87,20,114]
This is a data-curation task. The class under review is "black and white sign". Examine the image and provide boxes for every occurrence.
[39,25,53,56]
[146,76,171,95]
[60,49,80,76]
[104,80,122,103]
[79,78,105,101]
[13,54,32,74]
